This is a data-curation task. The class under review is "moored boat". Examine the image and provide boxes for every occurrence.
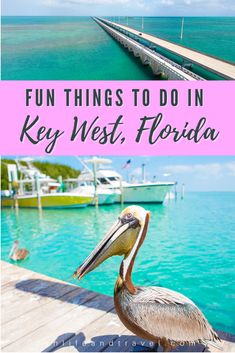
[2,159,93,209]
[1,192,92,209]
[64,180,117,206]
[78,157,176,204]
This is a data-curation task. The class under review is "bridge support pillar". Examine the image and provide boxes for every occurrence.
[150,60,162,75]
[140,53,149,65]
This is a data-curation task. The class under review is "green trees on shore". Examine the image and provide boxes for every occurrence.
[1,159,80,191]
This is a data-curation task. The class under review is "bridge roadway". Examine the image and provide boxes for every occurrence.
[94,18,204,80]
[97,17,235,80]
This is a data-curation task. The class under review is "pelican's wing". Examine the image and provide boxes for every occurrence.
[122,286,220,344]
[133,286,195,305]
[17,249,29,260]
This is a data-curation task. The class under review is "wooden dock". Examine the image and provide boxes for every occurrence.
[98,18,235,80]
[1,261,235,352]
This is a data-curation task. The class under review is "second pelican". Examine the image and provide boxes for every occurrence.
[73,205,220,351]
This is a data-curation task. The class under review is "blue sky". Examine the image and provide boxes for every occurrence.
[2,0,235,16]
[6,156,235,192]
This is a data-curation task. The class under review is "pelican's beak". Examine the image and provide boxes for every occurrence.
[73,212,140,280]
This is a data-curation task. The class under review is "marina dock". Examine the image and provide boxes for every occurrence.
[1,261,235,352]
[95,17,235,80]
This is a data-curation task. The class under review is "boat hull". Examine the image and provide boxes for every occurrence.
[1,194,93,209]
[102,193,117,205]
[122,183,175,203]
[90,192,117,206]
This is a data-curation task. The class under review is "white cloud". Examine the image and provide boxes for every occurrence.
[43,0,132,6]
[160,0,174,6]
[226,162,235,176]
[130,167,150,182]
[67,0,129,4]
[162,161,235,180]
[131,167,142,176]
[3,0,235,15]
[42,0,65,6]
[155,0,235,11]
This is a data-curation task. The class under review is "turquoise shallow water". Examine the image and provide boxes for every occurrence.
[2,16,235,80]
[114,17,235,63]
[1,16,153,80]
[1,192,235,333]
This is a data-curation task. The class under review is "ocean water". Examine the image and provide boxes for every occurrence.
[1,192,235,333]
[1,16,153,80]
[2,16,235,80]
[114,16,235,62]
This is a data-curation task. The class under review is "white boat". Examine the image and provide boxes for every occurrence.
[65,179,117,206]
[2,160,93,209]
[78,157,175,204]
[64,157,119,206]
[95,169,175,203]
[2,192,93,209]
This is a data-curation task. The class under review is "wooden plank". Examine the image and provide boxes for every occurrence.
[2,262,235,353]
[1,261,14,270]
[1,281,63,324]
[1,287,96,348]
[102,333,155,352]
[1,273,53,295]
[51,309,127,352]
[49,347,78,352]
[216,331,235,352]
[1,264,80,323]
[1,275,39,293]
[3,294,114,352]
[222,341,235,352]
[1,265,34,286]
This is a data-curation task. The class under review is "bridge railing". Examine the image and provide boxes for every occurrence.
[95,17,204,81]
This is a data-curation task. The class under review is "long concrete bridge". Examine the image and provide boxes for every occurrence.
[94,17,235,81]
[94,18,204,80]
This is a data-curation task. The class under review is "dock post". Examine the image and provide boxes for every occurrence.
[120,177,124,204]
[11,181,19,209]
[35,173,42,210]
[141,163,146,183]
[181,183,185,200]
[180,17,184,40]
[174,184,178,200]
[14,195,19,209]
[8,182,14,209]
[92,162,99,208]
[8,182,12,196]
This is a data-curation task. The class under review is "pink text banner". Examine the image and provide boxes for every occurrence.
[0,81,234,156]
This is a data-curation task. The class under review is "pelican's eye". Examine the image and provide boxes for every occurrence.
[121,213,139,228]
[121,212,133,223]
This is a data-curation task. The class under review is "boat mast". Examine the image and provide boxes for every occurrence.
[76,157,93,174]
[141,163,146,183]
[92,162,99,207]
[180,17,184,40]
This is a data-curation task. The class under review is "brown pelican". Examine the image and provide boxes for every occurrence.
[73,206,220,351]
[9,240,29,261]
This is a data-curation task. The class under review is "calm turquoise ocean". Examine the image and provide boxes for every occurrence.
[1,192,235,333]
[1,16,235,80]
